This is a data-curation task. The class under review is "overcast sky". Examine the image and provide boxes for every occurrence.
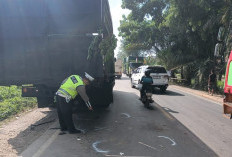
[108,0,130,57]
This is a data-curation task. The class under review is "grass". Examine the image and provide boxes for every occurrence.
[0,86,37,121]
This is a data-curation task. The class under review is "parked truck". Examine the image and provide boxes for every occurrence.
[123,56,144,78]
[214,21,232,118]
[114,59,122,79]
[223,51,232,118]
[0,0,115,108]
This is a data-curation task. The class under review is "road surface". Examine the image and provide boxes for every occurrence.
[18,76,222,157]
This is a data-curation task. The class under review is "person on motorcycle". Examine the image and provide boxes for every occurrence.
[140,70,153,101]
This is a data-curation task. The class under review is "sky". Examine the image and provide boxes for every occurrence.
[108,0,130,57]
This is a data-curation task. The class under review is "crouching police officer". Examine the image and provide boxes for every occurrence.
[55,72,94,134]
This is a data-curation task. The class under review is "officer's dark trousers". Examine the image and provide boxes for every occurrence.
[56,95,76,132]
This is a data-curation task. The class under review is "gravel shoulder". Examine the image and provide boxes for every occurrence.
[0,107,57,157]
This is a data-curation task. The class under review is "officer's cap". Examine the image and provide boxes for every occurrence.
[84,72,94,81]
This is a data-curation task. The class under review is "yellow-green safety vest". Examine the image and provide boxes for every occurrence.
[58,75,84,99]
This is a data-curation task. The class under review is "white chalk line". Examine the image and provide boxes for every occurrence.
[92,141,109,153]
[138,142,158,151]
[121,113,131,118]
[158,136,176,146]
[94,127,108,131]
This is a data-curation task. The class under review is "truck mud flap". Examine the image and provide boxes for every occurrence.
[223,103,232,119]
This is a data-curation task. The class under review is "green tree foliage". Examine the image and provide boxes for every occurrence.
[119,0,231,89]
[88,33,117,74]
[99,35,118,74]
[0,86,36,121]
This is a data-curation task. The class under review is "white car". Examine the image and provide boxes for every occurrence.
[131,65,169,92]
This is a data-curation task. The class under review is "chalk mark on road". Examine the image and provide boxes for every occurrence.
[138,142,158,151]
[158,136,176,146]
[121,113,131,118]
[92,141,109,153]
[94,127,108,131]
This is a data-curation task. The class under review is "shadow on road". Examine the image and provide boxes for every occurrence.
[162,107,179,114]
[117,77,130,80]
[152,89,185,96]
[73,108,112,133]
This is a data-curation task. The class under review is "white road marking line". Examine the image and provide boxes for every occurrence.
[92,141,109,153]
[121,113,131,118]
[138,142,158,150]
[158,136,176,146]
[32,130,59,157]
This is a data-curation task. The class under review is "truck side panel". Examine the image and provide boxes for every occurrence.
[0,0,103,86]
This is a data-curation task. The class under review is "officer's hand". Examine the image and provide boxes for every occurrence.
[88,106,93,111]
[86,101,93,111]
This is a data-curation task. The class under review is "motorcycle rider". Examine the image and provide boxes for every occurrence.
[140,70,153,101]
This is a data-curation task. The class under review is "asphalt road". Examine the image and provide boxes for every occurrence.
[153,86,232,157]
[21,76,220,157]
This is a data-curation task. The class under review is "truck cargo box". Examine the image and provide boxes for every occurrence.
[0,0,114,108]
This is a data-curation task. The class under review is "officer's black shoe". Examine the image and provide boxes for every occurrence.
[69,129,82,134]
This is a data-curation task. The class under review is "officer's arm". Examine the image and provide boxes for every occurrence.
[76,86,93,110]
[76,85,89,102]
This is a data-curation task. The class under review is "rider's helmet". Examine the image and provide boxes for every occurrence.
[145,69,151,77]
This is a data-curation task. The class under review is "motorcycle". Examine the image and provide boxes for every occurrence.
[141,86,154,108]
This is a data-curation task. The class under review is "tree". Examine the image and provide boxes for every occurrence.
[119,0,232,89]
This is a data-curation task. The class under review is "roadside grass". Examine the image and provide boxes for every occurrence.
[0,86,37,121]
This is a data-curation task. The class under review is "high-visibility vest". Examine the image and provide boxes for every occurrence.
[58,75,84,99]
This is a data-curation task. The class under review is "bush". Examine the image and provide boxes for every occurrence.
[0,86,36,121]
[217,80,224,94]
